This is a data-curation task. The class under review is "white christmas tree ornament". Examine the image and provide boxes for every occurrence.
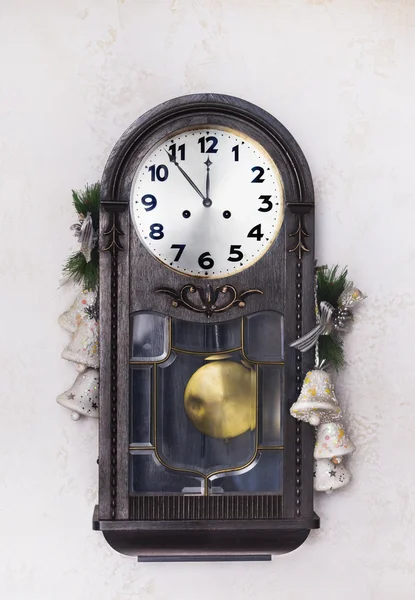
[57,368,99,421]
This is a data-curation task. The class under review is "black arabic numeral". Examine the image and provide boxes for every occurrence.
[258,195,273,212]
[228,245,243,262]
[251,166,265,183]
[247,224,264,241]
[198,252,214,269]
[171,244,185,261]
[168,143,185,161]
[149,223,164,240]
[148,164,169,181]
[232,145,239,161]
[198,136,218,153]
[141,194,157,211]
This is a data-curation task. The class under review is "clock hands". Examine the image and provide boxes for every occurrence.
[204,158,212,207]
[165,150,206,203]
[165,149,212,207]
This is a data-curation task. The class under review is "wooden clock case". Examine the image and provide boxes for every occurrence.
[93,94,319,560]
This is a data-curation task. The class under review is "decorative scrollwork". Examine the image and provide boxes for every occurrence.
[102,212,124,255]
[156,284,263,317]
[289,216,309,259]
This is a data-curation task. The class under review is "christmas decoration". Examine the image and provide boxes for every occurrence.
[313,458,351,493]
[290,266,365,493]
[61,315,99,369]
[290,369,341,426]
[61,183,100,292]
[291,266,365,371]
[57,368,99,421]
[314,422,355,463]
[57,183,100,420]
[58,289,97,333]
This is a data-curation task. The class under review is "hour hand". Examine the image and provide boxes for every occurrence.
[165,150,205,202]
[204,158,212,208]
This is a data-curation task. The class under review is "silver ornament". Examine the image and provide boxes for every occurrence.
[57,368,99,420]
[290,369,342,426]
[314,458,351,493]
[61,317,99,368]
[58,290,97,333]
[314,422,356,461]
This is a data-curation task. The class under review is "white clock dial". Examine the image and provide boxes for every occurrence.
[130,126,284,278]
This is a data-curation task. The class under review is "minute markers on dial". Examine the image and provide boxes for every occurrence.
[131,126,284,277]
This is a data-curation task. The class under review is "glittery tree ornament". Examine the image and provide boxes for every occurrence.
[61,183,100,292]
[333,284,365,332]
[290,266,366,371]
[58,289,97,333]
[61,315,99,368]
[313,458,351,493]
[56,368,99,420]
[314,422,355,463]
[290,369,342,426]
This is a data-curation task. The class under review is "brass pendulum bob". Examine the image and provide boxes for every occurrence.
[184,355,256,439]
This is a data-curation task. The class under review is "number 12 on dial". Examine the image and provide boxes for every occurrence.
[131,125,284,277]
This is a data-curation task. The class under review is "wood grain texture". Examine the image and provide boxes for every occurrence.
[98,209,113,520]
[116,210,130,519]
[97,93,316,556]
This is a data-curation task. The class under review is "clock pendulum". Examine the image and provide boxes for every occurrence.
[95,93,319,560]
[183,355,256,440]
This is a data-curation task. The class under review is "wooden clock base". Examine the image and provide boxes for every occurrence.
[93,507,319,561]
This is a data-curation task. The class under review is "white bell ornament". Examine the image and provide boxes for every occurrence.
[58,289,97,333]
[314,422,356,463]
[314,458,351,493]
[61,316,99,368]
[290,369,342,426]
[57,368,99,420]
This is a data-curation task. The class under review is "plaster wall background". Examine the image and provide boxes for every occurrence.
[1,1,414,598]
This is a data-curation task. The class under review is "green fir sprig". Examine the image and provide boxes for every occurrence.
[62,248,99,291]
[318,334,345,372]
[62,183,100,292]
[316,265,348,372]
[72,183,100,229]
[317,265,347,307]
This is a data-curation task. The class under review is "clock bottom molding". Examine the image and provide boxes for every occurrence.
[93,506,320,560]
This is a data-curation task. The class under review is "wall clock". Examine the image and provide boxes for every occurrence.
[93,93,319,560]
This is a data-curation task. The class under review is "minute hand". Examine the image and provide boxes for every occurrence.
[165,150,205,201]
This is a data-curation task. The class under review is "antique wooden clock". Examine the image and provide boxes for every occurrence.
[93,94,319,560]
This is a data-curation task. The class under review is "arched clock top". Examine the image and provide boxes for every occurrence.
[96,94,319,560]
[100,94,314,213]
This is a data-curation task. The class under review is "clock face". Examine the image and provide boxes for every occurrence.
[130,126,284,278]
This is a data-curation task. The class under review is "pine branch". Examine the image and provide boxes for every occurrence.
[317,265,348,307]
[62,248,99,291]
[72,182,100,230]
[318,334,345,372]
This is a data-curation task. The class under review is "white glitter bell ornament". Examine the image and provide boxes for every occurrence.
[61,316,99,368]
[58,289,97,333]
[290,369,342,426]
[56,368,99,420]
[314,458,351,493]
[314,422,356,463]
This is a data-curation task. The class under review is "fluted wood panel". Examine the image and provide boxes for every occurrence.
[129,495,282,520]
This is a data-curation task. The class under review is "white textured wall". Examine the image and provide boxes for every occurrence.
[1,1,415,598]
